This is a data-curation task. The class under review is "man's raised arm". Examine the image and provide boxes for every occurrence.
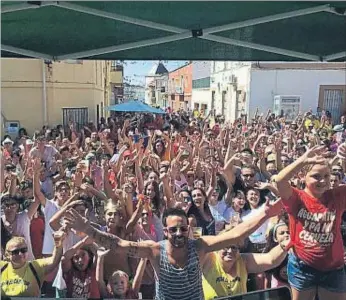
[64,208,157,259]
[197,198,283,254]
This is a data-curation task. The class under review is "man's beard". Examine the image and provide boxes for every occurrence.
[170,235,188,248]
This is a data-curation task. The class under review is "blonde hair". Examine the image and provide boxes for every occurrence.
[108,270,130,286]
[104,200,122,214]
[5,236,27,257]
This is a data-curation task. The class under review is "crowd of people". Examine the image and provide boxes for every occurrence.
[1,108,346,300]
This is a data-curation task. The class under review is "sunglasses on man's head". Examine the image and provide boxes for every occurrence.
[165,225,189,234]
[10,247,28,255]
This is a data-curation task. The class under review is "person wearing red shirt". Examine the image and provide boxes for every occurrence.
[61,237,100,299]
[275,145,346,300]
[30,208,45,259]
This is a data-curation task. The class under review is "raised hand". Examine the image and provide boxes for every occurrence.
[263,198,284,218]
[97,247,110,257]
[64,208,89,233]
[301,145,329,165]
[254,182,272,190]
[53,229,67,248]
[337,143,346,160]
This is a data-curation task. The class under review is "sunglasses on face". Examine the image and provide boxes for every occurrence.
[222,246,239,254]
[183,196,192,203]
[2,202,17,209]
[166,225,189,234]
[10,247,28,255]
[242,174,254,178]
[142,212,149,217]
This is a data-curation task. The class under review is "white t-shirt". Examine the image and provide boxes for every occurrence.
[1,211,34,260]
[223,206,250,224]
[242,206,269,244]
[29,145,58,168]
[41,199,60,255]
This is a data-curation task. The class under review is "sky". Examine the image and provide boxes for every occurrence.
[122,60,188,85]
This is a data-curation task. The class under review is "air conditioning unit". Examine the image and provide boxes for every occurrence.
[273,95,301,122]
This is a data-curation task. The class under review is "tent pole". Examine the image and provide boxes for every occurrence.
[56,32,192,60]
[1,1,57,14]
[203,4,331,34]
[323,51,346,61]
[201,35,320,61]
[1,44,54,60]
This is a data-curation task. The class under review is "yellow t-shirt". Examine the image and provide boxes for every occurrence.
[1,259,50,297]
[202,252,248,300]
[304,119,320,129]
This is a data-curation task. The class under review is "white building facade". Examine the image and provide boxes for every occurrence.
[123,83,145,102]
[145,62,169,108]
[191,61,211,114]
[210,62,346,123]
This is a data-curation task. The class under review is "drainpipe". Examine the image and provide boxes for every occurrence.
[42,60,48,125]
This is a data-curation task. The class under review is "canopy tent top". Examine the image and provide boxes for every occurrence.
[1,1,346,62]
[106,100,166,114]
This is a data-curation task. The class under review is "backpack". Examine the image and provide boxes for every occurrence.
[1,262,41,287]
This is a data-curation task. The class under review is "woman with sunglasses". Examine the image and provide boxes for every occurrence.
[275,145,346,300]
[201,226,289,300]
[1,231,65,297]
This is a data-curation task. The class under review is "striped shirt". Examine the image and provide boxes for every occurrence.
[155,239,204,300]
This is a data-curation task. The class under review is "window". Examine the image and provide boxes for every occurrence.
[192,77,211,89]
[111,61,123,71]
[62,107,88,132]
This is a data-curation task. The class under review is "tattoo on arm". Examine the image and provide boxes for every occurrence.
[128,241,139,257]
[91,229,119,250]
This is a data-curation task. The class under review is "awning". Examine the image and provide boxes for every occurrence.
[106,100,166,114]
[1,1,346,62]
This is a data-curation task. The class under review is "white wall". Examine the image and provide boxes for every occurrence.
[191,89,211,112]
[249,69,346,118]
[211,64,251,121]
